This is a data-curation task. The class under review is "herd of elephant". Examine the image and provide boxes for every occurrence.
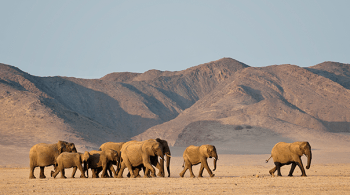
[29,138,312,179]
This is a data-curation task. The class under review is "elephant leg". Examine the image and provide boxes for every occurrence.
[91,169,99,178]
[134,166,142,178]
[77,164,86,178]
[179,167,187,177]
[202,159,214,177]
[117,162,126,178]
[71,166,77,178]
[39,166,46,179]
[29,165,36,179]
[198,164,205,177]
[188,164,195,178]
[288,163,297,177]
[143,161,156,178]
[155,161,164,177]
[275,162,282,176]
[51,166,60,178]
[296,159,307,177]
[143,166,152,178]
[151,156,164,177]
[60,168,67,179]
[101,163,109,178]
[109,164,118,178]
[124,160,136,178]
[269,166,277,176]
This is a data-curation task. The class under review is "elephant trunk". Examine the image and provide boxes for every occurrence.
[166,154,171,177]
[306,150,312,169]
[213,153,218,171]
[84,161,89,177]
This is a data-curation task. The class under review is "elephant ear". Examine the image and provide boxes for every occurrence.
[290,142,303,156]
[151,142,160,154]
[83,151,90,162]
[206,147,211,158]
[300,142,311,154]
[57,141,66,153]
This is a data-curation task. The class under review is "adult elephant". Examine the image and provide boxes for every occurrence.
[99,141,125,176]
[117,139,164,178]
[266,141,312,177]
[130,138,171,177]
[51,151,90,179]
[87,149,119,178]
[29,140,77,179]
[179,144,218,178]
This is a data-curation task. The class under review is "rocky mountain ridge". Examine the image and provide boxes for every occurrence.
[1,58,350,166]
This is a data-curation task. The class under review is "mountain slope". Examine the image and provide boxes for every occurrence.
[0,58,248,165]
[134,64,350,153]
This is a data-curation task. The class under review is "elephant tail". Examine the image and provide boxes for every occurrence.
[266,156,272,163]
[182,161,184,168]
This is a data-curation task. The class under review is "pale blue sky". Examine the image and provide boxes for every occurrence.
[1,1,349,78]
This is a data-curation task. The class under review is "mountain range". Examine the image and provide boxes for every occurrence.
[1,58,350,166]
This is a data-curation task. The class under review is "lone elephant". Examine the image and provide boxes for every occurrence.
[51,151,90,179]
[29,140,77,179]
[179,144,218,178]
[266,141,312,177]
[118,139,164,178]
[87,149,119,178]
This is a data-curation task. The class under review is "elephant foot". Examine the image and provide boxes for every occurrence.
[29,175,36,179]
[50,171,54,177]
[143,175,151,178]
[301,174,307,177]
[179,173,184,178]
[210,174,215,178]
[288,174,293,177]
[190,175,195,178]
[80,175,86,178]
[198,175,203,178]
[157,173,164,177]
[39,175,46,179]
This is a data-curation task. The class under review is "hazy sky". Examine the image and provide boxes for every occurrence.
[1,1,349,79]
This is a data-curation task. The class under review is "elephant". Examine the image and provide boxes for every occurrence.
[98,141,125,176]
[29,140,77,179]
[117,139,164,178]
[179,144,218,178]
[87,149,119,178]
[129,138,171,178]
[266,141,312,177]
[50,151,90,179]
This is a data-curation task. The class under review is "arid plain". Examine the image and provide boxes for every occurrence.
[1,151,350,194]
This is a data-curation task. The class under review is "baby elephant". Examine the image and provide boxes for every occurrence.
[51,151,90,179]
[179,145,218,178]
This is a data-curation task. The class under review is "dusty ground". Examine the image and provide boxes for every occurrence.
[1,151,350,195]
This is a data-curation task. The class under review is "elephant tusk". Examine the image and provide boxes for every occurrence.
[166,154,172,158]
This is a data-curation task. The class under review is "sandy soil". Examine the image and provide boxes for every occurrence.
[1,152,350,195]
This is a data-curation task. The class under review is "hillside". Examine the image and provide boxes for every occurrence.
[1,58,350,166]
[135,63,350,153]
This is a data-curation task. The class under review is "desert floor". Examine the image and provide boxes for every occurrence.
[1,149,350,195]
